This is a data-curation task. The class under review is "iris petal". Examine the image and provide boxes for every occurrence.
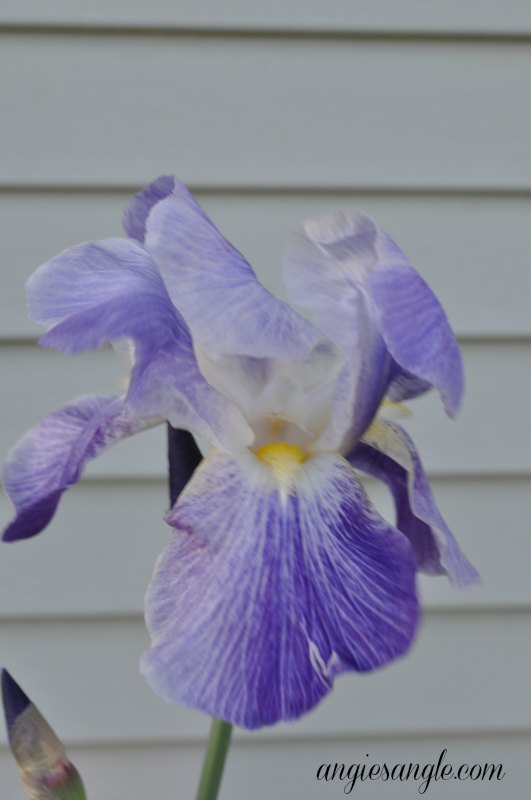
[348,420,479,587]
[2,395,157,542]
[141,451,419,728]
[123,174,176,243]
[371,232,464,417]
[27,237,252,451]
[283,210,463,450]
[127,175,322,359]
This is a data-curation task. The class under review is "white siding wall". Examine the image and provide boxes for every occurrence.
[1,6,530,798]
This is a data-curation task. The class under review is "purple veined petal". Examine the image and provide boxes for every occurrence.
[386,369,432,404]
[27,237,162,328]
[347,420,479,588]
[283,210,464,450]
[27,237,253,452]
[123,175,176,243]
[141,450,419,729]
[371,231,464,417]
[2,395,159,542]
[127,175,322,359]
[283,212,394,451]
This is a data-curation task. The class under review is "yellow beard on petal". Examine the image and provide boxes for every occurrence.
[255,441,306,486]
[379,398,412,420]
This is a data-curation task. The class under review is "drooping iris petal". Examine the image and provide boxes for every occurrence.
[27,237,252,451]
[2,395,157,542]
[141,451,419,729]
[283,210,464,450]
[348,420,479,587]
[125,175,322,359]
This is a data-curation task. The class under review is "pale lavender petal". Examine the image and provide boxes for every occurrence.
[386,370,432,404]
[133,176,322,358]
[348,421,479,587]
[27,237,161,328]
[371,232,464,417]
[141,451,419,728]
[123,175,175,243]
[27,238,253,451]
[2,395,157,542]
[283,210,463,449]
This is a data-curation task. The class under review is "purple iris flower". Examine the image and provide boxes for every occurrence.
[2,177,479,729]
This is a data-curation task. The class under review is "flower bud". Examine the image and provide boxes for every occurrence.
[2,669,87,800]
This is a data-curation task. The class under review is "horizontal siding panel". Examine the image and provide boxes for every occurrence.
[2,191,531,339]
[0,18,524,800]
[0,477,528,616]
[1,36,530,187]
[1,1,531,36]
[1,735,528,800]
[0,612,529,744]
[1,342,530,477]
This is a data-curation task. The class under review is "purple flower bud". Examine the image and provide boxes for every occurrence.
[2,669,87,800]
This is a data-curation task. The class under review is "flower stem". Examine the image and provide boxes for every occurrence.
[195,718,233,800]
[166,429,232,797]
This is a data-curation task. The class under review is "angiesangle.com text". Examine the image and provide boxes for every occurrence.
[316,749,506,794]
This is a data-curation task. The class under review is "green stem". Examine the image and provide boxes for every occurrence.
[195,718,233,800]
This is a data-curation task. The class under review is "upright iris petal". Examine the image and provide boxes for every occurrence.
[283,210,464,451]
[27,237,253,452]
[124,176,322,359]
[2,175,478,730]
